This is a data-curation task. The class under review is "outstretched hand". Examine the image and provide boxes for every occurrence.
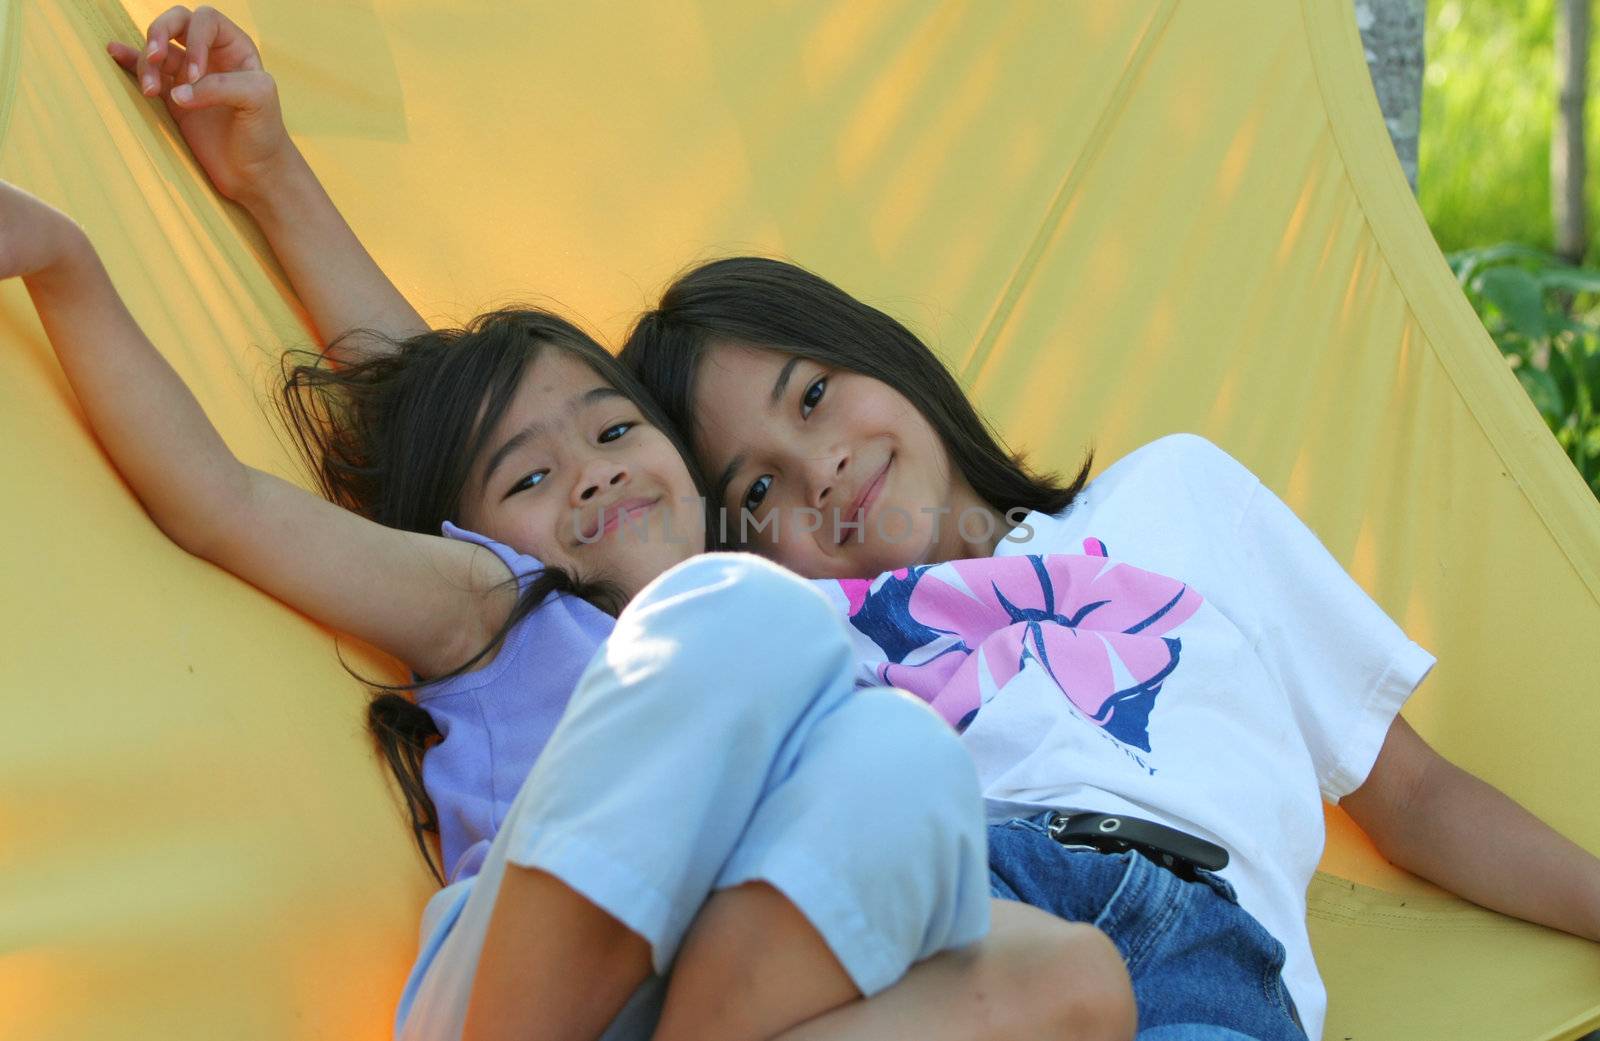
[110,5,427,352]
[0,182,85,286]
[106,6,291,206]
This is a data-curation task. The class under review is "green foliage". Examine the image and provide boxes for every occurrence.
[1421,0,1561,255]
[1424,3,1600,498]
[1449,243,1600,495]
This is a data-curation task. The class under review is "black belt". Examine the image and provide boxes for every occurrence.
[1046,812,1229,883]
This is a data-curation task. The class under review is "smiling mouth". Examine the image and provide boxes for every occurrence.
[838,457,891,545]
[583,497,658,541]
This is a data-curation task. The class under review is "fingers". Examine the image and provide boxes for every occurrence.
[182,6,261,83]
[130,37,186,98]
[153,6,263,81]
[183,7,218,83]
[138,6,194,93]
[158,40,187,93]
[128,6,181,96]
[132,38,157,95]
[109,23,273,117]
[106,40,139,73]
[132,38,182,97]
[113,6,263,95]
[108,38,188,124]
[169,70,276,114]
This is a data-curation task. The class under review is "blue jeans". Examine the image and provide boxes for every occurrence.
[988,814,1306,1041]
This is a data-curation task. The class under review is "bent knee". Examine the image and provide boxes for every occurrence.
[633,553,813,612]
[844,689,978,800]
[605,553,855,714]
[812,691,982,851]
[1014,919,1136,1041]
[629,554,846,648]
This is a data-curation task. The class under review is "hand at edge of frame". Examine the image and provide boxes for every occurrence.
[106,5,294,209]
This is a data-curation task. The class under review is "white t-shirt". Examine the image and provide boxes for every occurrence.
[818,434,1434,1041]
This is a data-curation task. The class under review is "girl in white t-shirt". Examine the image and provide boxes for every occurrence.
[103,9,1599,1034]
[621,255,1600,1040]
[4,174,1148,1041]
[94,12,1143,1040]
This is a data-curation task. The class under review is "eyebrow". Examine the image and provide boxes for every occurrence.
[482,386,626,493]
[714,453,745,509]
[770,356,800,406]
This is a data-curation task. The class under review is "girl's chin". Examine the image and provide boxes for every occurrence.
[836,545,932,579]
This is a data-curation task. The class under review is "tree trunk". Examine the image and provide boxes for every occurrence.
[1554,0,1589,264]
[1354,0,1425,194]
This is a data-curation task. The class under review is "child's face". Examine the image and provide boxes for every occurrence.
[690,343,993,578]
[458,350,704,601]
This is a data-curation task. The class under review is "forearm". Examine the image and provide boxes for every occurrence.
[23,229,249,553]
[1379,756,1600,942]
[241,146,428,354]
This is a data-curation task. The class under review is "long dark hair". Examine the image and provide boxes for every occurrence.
[620,257,1091,528]
[278,308,706,883]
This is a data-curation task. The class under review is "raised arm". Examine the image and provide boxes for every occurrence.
[4,182,508,681]
[1342,714,1600,943]
[107,6,427,356]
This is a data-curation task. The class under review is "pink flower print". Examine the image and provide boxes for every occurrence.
[847,552,1202,753]
[838,568,909,618]
[838,578,872,617]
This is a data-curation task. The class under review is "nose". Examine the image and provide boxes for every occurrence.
[572,457,628,506]
[803,448,849,510]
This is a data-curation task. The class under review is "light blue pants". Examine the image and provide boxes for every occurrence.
[396,554,991,1040]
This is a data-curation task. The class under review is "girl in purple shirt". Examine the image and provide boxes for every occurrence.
[4,148,1131,1041]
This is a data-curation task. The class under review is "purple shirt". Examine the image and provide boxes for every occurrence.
[418,521,615,881]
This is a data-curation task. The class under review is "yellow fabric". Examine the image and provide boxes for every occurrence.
[2,0,1596,1037]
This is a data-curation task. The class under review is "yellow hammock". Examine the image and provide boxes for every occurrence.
[2,1,1597,1038]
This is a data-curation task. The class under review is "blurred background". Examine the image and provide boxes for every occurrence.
[1376,0,1600,502]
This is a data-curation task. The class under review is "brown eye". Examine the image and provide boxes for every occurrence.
[508,470,549,497]
[743,475,773,512]
[801,377,826,418]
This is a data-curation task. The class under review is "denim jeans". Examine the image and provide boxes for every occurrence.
[988,814,1306,1041]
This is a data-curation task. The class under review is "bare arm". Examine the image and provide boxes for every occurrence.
[7,182,507,681]
[107,6,426,355]
[1342,715,1600,942]
[233,144,429,348]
